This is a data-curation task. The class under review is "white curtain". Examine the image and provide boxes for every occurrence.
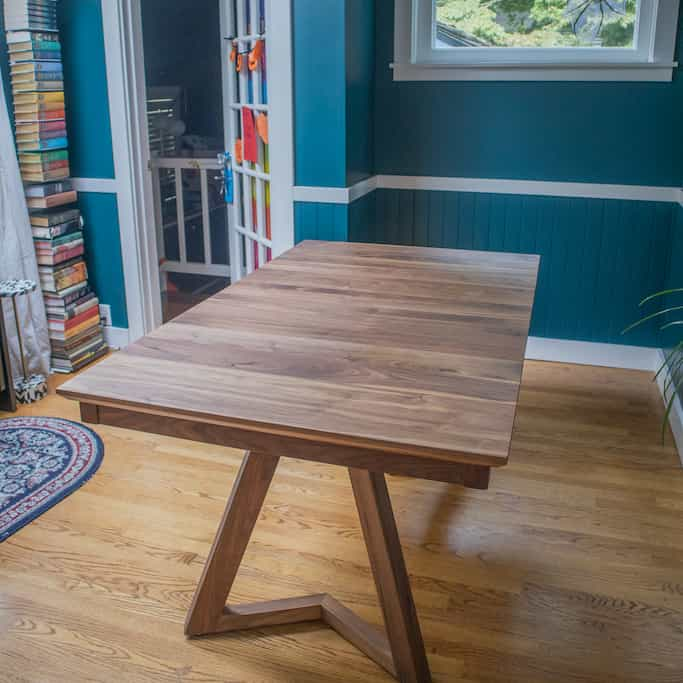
[0,75,51,379]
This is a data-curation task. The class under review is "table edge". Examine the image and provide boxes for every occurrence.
[77,400,493,489]
[58,385,510,469]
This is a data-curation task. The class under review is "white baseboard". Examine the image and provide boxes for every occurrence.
[103,326,130,350]
[655,350,683,466]
[525,337,658,371]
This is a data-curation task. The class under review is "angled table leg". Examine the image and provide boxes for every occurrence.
[185,451,279,636]
[185,454,431,682]
[349,468,433,683]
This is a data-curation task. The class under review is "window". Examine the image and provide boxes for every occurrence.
[394,0,680,81]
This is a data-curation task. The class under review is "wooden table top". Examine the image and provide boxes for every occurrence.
[59,241,539,470]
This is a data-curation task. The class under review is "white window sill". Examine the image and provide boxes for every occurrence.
[391,62,677,83]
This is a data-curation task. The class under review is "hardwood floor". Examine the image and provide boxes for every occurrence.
[1,361,682,682]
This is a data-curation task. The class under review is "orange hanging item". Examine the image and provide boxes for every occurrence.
[248,40,264,72]
[255,113,268,144]
[229,43,237,63]
[236,53,243,72]
[234,138,243,164]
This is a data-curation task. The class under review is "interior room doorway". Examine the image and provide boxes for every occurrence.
[128,0,294,326]
[141,0,228,322]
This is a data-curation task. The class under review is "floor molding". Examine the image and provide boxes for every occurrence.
[103,326,130,350]
[655,349,683,466]
[294,175,681,205]
[525,337,658,372]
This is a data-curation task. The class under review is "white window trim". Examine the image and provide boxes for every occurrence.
[393,0,679,81]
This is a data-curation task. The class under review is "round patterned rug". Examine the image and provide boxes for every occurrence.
[0,417,103,542]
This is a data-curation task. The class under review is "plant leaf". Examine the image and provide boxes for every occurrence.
[639,288,683,306]
[660,320,683,331]
[663,357,683,388]
[622,306,683,335]
[654,342,683,381]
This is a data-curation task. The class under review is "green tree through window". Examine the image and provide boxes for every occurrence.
[435,0,637,48]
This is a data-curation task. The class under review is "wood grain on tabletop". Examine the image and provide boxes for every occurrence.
[58,241,540,469]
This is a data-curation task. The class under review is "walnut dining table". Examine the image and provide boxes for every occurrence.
[59,240,539,682]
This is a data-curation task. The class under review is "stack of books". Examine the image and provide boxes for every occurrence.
[5,1,108,373]
[3,0,58,32]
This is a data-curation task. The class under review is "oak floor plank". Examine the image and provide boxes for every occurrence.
[2,361,683,681]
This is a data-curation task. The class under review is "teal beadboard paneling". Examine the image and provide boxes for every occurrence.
[349,189,675,347]
[294,202,349,243]
[348,191,377,243]
[78,193,128,328]
[58,0,115,179]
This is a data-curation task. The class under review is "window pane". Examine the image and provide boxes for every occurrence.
[435,1,637,49]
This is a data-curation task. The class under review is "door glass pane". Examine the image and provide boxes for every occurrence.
[226,0,272,280]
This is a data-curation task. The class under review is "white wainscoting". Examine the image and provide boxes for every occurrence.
[103,326,130,350]
[294,175,682,205]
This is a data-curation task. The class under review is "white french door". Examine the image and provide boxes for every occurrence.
[102,0,294,340]
[219,0,294,282]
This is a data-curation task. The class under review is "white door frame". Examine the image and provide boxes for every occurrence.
[100,0,294,341]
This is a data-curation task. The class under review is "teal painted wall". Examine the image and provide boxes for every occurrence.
[293,0,375,188]
[293,0,346,187]
[79,193,128,328]
[374,0,683,187]
[294,202,348,242]
[349,189,675,347]
[345,0,375,185]
[58,0,115,179]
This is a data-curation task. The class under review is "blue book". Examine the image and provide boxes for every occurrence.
[15,61,63,72]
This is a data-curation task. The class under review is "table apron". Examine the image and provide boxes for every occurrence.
[80,402,491,489]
